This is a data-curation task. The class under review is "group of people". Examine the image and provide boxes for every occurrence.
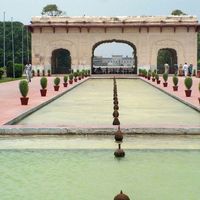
[178,63,193,76]
[164,63,193,76]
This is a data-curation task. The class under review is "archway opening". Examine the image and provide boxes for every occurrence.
[91,40,137,74]
[51,49,71,74]
[157,48,177,74]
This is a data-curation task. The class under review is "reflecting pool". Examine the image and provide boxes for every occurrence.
[0,149,200,200]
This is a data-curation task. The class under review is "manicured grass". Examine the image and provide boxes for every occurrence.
[0,77,26,83]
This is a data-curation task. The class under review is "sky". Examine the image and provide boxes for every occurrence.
[1,0,200,57]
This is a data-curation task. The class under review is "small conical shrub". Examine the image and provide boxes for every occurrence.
[19,80,29,97]
[155,74,159,80]
[152,71,155,78]
[184,77,193,90]
[69,74,73,80]
[40,77,47,89]
[173,75,178,86]
[54,77,60,86]
[64,75,68,83]
[163,73,168,82]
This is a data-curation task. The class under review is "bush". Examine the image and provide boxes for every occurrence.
[163,73,168,82]
[54,77,60,86]
[48,69,51,75]
[73,72,78,78]
[6,61,23,78]
[184,77,193,90]
[155,74,159,80]
[69,74,73,80]
[64,75,68,83]
[152,71,156,78]
[0,67,4,79]
[19,80,29,97]
[40,77,47,89]
[173,75,178,86]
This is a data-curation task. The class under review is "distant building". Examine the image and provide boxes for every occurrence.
[94,55,134,67]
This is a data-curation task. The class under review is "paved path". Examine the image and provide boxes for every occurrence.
[0,76,89,126]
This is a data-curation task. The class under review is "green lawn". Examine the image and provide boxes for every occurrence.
[0,77,26,83]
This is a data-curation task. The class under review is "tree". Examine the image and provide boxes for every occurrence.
[0,21,31,68]
[171,9,186,15]
[41,4,64,16]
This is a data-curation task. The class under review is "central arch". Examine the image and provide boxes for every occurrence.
[91,39,137,74]
[51,48,71,74]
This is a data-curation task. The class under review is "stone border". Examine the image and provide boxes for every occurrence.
[0,127,200,135]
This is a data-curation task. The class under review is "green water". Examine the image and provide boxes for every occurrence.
[16,79,200,127]
[0,149,200,200]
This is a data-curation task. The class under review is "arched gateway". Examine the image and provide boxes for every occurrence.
[29,16,200,74]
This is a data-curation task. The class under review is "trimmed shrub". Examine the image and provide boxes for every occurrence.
[6,61,23,78]
[0,67,4,79]
[40,77,47,89]
[163,73,168,82]
[54,77,60,86]
[73,72,78,78]
[64,75,68,83]
[152,71,156,78]
[48,69,51,75]
[69,74,73,80]
[184,77,193,90]
[173,75,178,86]
[19,80,29,97]
[155,74,159,80]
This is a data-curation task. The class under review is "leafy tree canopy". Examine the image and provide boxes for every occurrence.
[41,4,64,16]
[171,9,186,15]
